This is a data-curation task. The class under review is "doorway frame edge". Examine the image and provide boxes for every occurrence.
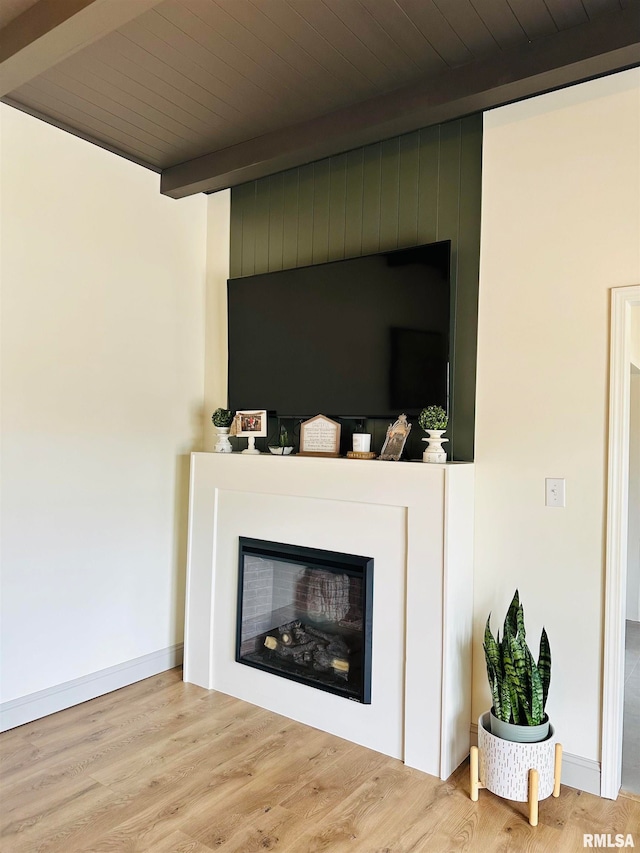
[602,284,640,799]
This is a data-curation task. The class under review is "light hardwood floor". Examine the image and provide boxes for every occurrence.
[1,668,638,852]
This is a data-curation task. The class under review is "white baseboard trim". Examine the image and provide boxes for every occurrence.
[0,644,184,732]
[470,722,601,796]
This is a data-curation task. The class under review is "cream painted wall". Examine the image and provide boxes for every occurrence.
[475,69,640,763]
[0,105,207,702]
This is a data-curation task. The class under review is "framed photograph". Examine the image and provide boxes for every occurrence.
[379,414,412,461]
[235,410,267,437]
[298,414,341,457]
[232,409,267,455]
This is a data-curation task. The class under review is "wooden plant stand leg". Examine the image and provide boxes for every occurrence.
[529,768,539,826]
[470,746,480,801]
[469,746,486,802]
[553,743,563,797]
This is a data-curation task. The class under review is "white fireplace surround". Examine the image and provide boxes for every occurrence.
[184,452,474,780]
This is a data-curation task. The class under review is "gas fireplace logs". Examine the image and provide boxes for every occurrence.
[263,620,350,678]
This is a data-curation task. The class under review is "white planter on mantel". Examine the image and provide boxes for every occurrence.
[214,427,232,453]
[422,430,448,463]
[184,453,474,781]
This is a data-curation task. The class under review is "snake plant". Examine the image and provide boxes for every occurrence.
[483,590,551,726]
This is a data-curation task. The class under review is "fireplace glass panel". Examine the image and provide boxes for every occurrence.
[236,538,373,703]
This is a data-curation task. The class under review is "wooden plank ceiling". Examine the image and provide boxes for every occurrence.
[1,0,639,198]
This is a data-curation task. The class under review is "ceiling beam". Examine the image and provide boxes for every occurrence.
[0,0,162,96]
[161,2,640,199]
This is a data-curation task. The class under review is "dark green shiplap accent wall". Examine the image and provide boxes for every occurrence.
[229,114,482,461]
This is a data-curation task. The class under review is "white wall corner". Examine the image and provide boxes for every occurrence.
[1,105,206,707]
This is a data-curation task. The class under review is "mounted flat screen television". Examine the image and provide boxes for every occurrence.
[227,240,451,419]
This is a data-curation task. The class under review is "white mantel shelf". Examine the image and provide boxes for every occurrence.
[184,452,474,781]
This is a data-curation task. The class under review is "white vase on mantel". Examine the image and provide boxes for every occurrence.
[422,430,448,463]
[214,427,233,453]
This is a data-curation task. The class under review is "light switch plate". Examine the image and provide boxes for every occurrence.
[545,478,565,508]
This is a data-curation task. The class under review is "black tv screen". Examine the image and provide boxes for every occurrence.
[227,240,451,419]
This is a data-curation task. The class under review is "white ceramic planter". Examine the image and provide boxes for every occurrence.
[214,427,233,453]
[477,712,556,802]
[422,430,448,463]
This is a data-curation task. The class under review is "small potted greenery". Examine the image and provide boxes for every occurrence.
[211,408,234,453]
[268,424,293,456]
[418,405,449,462]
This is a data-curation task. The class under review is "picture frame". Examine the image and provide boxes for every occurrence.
[298,414,341,457]
[233,409,267,455]
[378,414,412,461]
[234,410,267,437]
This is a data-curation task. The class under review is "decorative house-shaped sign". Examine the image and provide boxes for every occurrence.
[298,414,341,457]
